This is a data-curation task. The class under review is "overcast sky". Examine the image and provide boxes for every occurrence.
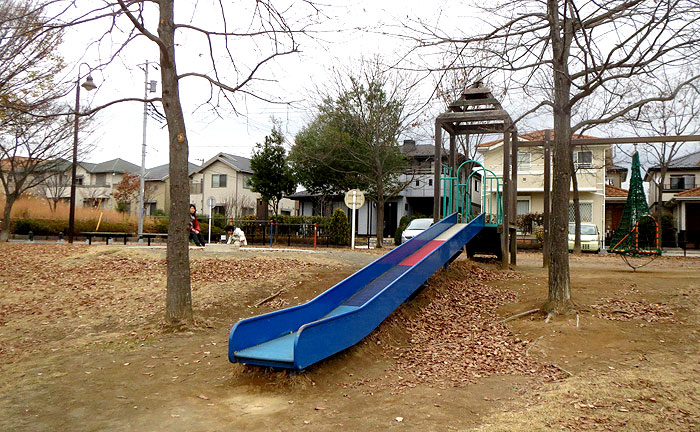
[57,1,477,169]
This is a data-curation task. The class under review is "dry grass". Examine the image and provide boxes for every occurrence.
[3,195,132,224]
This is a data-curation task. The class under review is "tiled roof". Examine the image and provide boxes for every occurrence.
[478,129,599,148]
[221,153,253,174]
[606,184,628,197]
[675,186,700,197]
[145,162,200,181]
[647,150,700,171]
[89,158,141,174]
[607,164,628,172]
[399,143,447,158]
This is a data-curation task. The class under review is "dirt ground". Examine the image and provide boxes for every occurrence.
[0,244,698,431]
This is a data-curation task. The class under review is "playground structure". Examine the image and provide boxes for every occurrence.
[609,151,661,269]
[433,81,519,267]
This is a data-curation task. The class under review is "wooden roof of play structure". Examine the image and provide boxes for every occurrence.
[436,80,514,135]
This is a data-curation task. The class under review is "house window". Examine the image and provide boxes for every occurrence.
[568,202,593,223]
[669,174,695,190]
[517,152,531,170]
[474,180,480,192]
[516,199,530,215]
[415,180,420,186]
[95,173,107,186]
[146,202,157,215]
[243,175,252,189]
[428,179,433,186]
[213,205,226,215]
[574,151,593,169]
[212,174,227,188]
[189,181,202,194]
[76,175,84,186]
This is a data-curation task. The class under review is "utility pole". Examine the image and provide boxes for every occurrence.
[138,61,157,239]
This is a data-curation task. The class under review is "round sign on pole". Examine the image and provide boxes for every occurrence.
[344,189,365,209]
[206,196,216,208]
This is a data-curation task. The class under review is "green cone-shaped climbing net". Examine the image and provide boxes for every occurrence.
[609,151,661,256]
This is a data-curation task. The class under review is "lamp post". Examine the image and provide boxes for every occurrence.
[68,65,97,244]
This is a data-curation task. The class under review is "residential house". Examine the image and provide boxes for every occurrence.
[669,187,700,248]
[645,150,700,247]
[289,141,480,238]
[78,158,141,210]
[144,162,200,215]
[477,130,609,237]
[605,148,628,188]
[644,149,699,212]
[26,157,141,211]
[189,152,296,218]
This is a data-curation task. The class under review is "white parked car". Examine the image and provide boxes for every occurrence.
[568,223,601,252]
[401,218,433,244]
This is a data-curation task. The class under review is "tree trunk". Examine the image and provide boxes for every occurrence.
[159,0,192,325]
[0,197,15,242]
[571,159,581,254]
[545,0,574,314]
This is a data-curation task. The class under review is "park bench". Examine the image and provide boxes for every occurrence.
[82,232,134,245]
[139,233,168,246]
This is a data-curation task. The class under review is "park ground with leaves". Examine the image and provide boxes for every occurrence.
[0,245,698,431]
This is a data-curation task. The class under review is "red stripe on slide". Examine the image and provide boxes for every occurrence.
[399,240,444,266]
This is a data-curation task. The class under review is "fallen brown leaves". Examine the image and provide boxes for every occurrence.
[350,261,564,392]
[592,298,674,322]
[0,243,328,362]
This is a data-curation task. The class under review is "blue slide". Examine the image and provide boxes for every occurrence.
[228,213,485,370]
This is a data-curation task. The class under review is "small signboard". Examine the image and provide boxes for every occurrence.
[344,189,365,209]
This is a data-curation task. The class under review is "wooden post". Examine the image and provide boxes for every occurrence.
[543,130,551,267]
[510,129,518,265]
[501,123,511,268]
[433,121,442,221]
[449,133,456,214]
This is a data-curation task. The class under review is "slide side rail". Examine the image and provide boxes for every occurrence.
[228,214,459,355]
[293,214,484,369]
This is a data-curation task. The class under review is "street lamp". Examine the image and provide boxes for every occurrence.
[68,64,97,243]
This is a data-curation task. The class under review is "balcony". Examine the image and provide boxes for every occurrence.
[663,180,696,192]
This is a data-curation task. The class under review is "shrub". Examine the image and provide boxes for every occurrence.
[516,212,543,234]
[327,208,350,246]
[660,214,676,247]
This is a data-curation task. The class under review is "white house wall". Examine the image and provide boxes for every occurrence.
[191,159,295,216]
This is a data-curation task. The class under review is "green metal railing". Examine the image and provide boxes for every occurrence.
[441,160,502,226]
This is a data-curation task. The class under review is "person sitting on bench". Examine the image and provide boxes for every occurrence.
[189,204,205,247]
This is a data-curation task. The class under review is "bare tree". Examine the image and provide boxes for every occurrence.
[0,110,74,240]
[34,161,70,212]
[404,0,700,314]
[41,1,321,324]
[0,0,66,115]
[222,194,253,219]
